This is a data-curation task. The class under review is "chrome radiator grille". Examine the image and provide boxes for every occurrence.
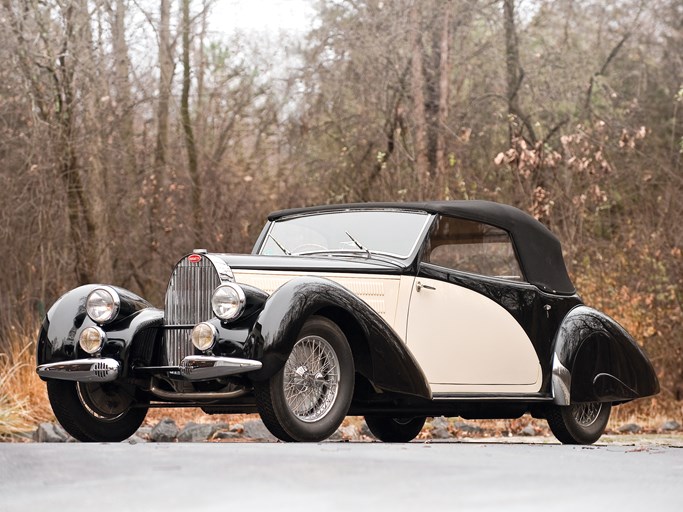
[164,255,221,365]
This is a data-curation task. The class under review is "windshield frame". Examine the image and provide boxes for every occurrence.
[256,208,435,262]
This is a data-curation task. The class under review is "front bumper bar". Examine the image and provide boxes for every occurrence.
[37,355,262,383]
[179,355,262,381]
[36,358,120,383]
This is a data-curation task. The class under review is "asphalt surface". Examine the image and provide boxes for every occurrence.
[1,442,681,511]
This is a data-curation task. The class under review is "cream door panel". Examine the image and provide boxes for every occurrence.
[407,276,541,391]
[233,269,404,333]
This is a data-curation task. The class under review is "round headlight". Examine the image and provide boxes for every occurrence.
[86,287,120,324]
[79,326,106,354]
[211,283,246,321]
[191,322,217,351]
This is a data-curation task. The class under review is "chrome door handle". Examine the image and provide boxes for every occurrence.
[416,281,436,292]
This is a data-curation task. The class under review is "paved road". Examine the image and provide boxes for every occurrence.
[1,442,681,511]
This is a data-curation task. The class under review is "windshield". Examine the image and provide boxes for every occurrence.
[260,210,432,259]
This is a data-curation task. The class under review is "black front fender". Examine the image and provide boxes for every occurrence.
[552,306,659,403]
[37,285,162,376]
[245,276,431,399]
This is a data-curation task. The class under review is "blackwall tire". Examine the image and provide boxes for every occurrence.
[47,380,148,442]
[546,401,611,445]
[254,316,354,442]
[364,416,426,443]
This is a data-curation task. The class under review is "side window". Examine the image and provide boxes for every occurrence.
[424,216,524,281]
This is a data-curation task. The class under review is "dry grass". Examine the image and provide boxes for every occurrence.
[0,322,53,439]
[0,320,679,440]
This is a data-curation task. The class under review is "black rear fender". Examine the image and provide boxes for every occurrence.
[551,306,659,404]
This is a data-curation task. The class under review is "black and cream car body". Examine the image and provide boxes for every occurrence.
[36,201,659,444]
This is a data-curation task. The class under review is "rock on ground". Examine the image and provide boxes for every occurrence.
[177,422,230,442]
[33,422,69,443]
[660,420,681,432]
[241,419,277,441]
[453,421,484,434]
[430,417,452,439]
[520,425,537,436]
[618,423,642,434]
[150,418,180,442]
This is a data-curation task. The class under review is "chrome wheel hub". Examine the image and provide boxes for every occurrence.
[571,402,602,427]
[77,382,133,421]
[283,335,340,423]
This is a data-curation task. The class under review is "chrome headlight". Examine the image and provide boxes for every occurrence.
[79,326,106,354]
[211,283,246,321]
[191,322,217,351]
[86,287,120,324]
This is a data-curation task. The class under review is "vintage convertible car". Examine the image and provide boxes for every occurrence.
[36,201,659,444]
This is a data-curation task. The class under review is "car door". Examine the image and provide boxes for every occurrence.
[405,215,543,394]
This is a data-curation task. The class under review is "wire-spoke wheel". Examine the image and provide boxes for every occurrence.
[283,335,340,422]
[47,379,148,442]
[254,316,354,442]
[365,415,426,443]
[572,402,602,427]
[546,401,611,445]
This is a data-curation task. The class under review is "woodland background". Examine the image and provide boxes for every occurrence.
[0,0,681,424]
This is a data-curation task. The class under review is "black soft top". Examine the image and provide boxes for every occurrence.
[269,200,575,295]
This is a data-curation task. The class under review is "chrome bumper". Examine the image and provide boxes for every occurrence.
[36,358,120,383]
[179,355,262,381]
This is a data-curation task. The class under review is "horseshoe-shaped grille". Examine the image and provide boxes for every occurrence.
[164,256,220,365]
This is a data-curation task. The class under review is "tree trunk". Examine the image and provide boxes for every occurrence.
[503,0,536,144]
[73,0,113,282]
[150,0,173,258]
[154,0,172,178]
[435,0,452,197]
[409,3,429,197]
[181,0,201,245]
[110,0,136,178]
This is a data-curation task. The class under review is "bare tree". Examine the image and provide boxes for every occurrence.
[181,0,201,244]
[409,2,430,196]
[503,0,536,145]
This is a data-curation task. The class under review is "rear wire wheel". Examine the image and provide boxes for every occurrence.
[546,401,611,445]
[365,416,426,443]
[254,316,354,442]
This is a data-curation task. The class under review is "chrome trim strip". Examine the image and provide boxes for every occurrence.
[552,353,571,405]
[204,254,235,283]
[36,358,120,382]
[179,355,262,381]
[274,207,432,221]
[431,393,553,402]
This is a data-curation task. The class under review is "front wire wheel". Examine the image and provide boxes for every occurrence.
[283,335,340,422]
[255,316,354,442]
[47,380,148,442]
[546,401,612,445]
